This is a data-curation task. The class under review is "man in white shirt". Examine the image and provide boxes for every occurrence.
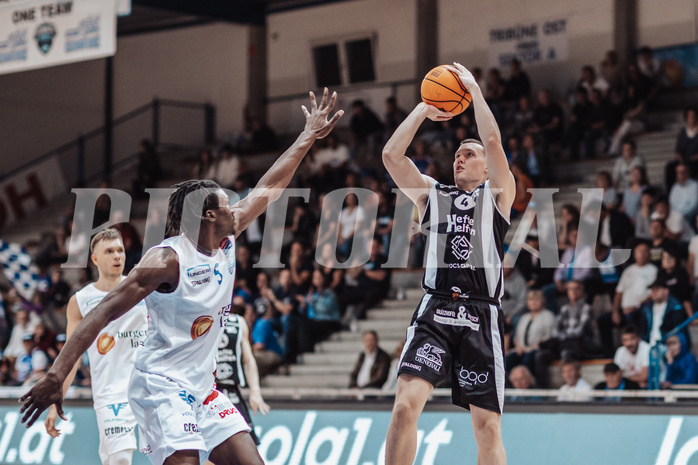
[613,325,650,387]
[669,164,698,224]
[612,242,657,326]
[557,360,592,401]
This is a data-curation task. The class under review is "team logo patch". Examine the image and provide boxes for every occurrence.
[216,363,233,380]
[179,390,196,405]
[191,316,214,340]
[97,333,115,355]
[34,23,56,54]
[107,402,128,416]
[451,235,472,261]
[454,193,475,211]
[415,343,445,371]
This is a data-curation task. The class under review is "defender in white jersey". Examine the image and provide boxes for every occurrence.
[45,229,148,465]
[21,88,343,465]
[382,63,515,465]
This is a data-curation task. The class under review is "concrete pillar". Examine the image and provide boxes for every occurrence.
[247,24,267,122]
[614,0,637,71]
[416,0,438,97]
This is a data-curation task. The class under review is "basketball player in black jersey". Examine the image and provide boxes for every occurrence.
[382,62,515,465]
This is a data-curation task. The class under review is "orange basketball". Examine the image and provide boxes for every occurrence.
[421,65,472,115]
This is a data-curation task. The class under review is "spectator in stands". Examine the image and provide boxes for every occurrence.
[316,242,345,295]
[132,139,161,198]
[384,96,408,141]
[557,360,593,401]
[544,228,593,313]
[614,325,650,387]
[689,216,698,313]
[612,139,645,191]
[586,89,615,156]
[596,171,618,212]
[340,237,391,325]
[14,334,48,386]
[4,309,39,362]
[607,65,656,155]
[285,240,314,293]
[289,203,317,249]
[349,330,391,389]
[251,298,283,377]
[634,189,656,239]
[337,193,365,259]
[597,201,634,249]
[620,166,648,221]
[266,269,301,365]
[234,245,258,300]
[519,133,545,186]
[594,363,640,397]
[382,340,406,391]
[249,116,278,153]
[612,242,657,327]
[485,68,506,122]
[653,197,695,245]
[659,247,693,316]
[409,139,432,175]
[510,161,533,218]
[512,97,535,136]
[298,270,342,351]
[663,333,698,387]
[648,218,678,268]
[192,148,216,180]
[666,107,698,190]
[536,281,595,387]
[669,164,698,226]
[508,366,542,401]
[530,89,564,156]
[504,58,531,103]
[506,289,555,384]
[514,229,554,289]
[639,275,689,346]
[557,204,580,252]
[214,144,240,189]
[577,65,610,98]
[637,46,660,82]
[350,100,384,160]
[600,50,624,104]
[566,88,592,160]
[0,357,14,386]
[315,133,353,190]
[501,266,528,342]
[375,190,395,254]
[32,322,57,361]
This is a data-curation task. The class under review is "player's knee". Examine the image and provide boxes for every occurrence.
[472,415,501,445]
[391,397,420,425]
[106,449,133,465]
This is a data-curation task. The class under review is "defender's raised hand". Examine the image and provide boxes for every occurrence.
[302,87,344,139]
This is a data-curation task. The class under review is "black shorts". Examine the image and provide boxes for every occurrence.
[218,383,260,445]
[398,294,506,414]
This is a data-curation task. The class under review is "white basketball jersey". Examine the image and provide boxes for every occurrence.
[75,279,148,409]
[135,234,236,403]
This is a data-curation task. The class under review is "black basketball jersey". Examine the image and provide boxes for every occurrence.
[421,180,509,299]
[216,314,246,387]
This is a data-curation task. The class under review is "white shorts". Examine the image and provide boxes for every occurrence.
[129,369,250,465]
[95,402,138,464]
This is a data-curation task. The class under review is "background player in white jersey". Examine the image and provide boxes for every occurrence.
[44,228,148,465]
[215,303,271,446]
[382,63,515,465]
[21,88,343,465]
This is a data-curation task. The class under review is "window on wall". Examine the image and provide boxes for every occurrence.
[312,34,376,87]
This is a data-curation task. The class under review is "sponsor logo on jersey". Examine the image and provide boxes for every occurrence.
[216,362,233,380]
[401,362,422,371]
[107,402,128,416]
[179,390,196,406]
[203,390,219,406]
[218,407,238,419]
[142,444,153,455]
[104,426,134,437]
[446,214,477,234]
[214,263,223,285]
[415,343,445,371]
[454,193,476,211]
[184,423,200,434]
[85,296,104,309]
[191,315,214,340]
[205,401,235,419]
[187,264,211,279]
[219,332,230,348]
[220,237,234,258]
[451,286,462,294]
[433,306,480,330]
[458,367,489,387]
[228,261,235,275]
[97,333,115,355]
[450,235,472,261]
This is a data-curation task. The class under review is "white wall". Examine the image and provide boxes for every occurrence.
[267,0,418,134]
[439,0,614,99]
[0,22,249,177]
[638,0,696,48]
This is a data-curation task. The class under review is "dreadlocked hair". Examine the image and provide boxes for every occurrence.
[166,179,222,237]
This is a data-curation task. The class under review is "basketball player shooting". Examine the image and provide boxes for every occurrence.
[20,88,343,465]
[382,63,515,465]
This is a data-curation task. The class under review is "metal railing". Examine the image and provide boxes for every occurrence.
[0,98,216,188]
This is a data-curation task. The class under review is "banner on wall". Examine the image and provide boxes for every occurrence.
[0,0,117,76]
[0,157,66,231]
[488,18,568,68]
[1,406,698,464]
